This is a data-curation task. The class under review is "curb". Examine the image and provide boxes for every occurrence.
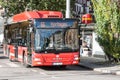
[94,68,111,74]
[116,71,120,75]
[79,63,120,75]
[94,68,120,75]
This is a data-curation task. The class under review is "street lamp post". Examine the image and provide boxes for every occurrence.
[4,0,9,24]
[66,0,70,18]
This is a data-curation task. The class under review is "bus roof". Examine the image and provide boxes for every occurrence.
[13,10,63,22]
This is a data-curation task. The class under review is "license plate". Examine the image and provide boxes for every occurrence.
[53,62,63,65]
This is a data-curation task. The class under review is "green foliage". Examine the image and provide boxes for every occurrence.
[0,0,75,17]
[91,0,120,62]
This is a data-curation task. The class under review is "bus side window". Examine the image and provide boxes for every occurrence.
[18,39,22,46]
[21,39,26,46]
[31,33,35,48]
[24,39,27,46]
[8,39,12,44]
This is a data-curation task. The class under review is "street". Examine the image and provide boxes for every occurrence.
[0,48,120,80]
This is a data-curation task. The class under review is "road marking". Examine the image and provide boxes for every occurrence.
[31,69,48,75]
[40,72,48,75]
[6,63,20,67]
[0,65,2,67]
[31,69,38,72]
[51,76,58,78]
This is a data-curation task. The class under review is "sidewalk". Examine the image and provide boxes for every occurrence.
[79,56,120,75]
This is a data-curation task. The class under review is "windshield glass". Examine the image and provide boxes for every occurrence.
[35,28,79,53]
[34,19,79,53]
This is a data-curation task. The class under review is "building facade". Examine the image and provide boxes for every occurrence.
[73,0,93,17]
[73,0,94,57]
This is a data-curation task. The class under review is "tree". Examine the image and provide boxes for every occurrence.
[0,0,75,17]
[91,0,120,62]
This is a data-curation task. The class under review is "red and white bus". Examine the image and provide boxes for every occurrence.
[3,11,80,68]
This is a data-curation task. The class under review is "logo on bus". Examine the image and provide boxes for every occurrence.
[56,55,59,58]
[53,55,62,60]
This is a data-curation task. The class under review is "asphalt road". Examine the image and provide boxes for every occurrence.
[0,47,120,80]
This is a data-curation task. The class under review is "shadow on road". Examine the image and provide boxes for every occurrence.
[0,56,8,59]
[32,65,92,71]
[0,51,3,53]
[0,47,7,59]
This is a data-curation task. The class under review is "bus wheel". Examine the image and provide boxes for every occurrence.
[23,55,31,68]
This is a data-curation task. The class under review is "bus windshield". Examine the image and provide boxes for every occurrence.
[34,19,79,53]
[35,28,79,53]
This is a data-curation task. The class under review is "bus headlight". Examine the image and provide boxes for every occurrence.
[34,58,41,61]
[74,57,79,60]
[74,55,79,60]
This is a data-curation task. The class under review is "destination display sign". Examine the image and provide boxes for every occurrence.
[34,19,76,28]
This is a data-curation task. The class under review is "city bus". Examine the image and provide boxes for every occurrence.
[3,11,80,68]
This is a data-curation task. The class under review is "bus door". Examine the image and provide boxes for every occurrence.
[14,43,18,59]
[26,27,32,64]
[14,38,20,59]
